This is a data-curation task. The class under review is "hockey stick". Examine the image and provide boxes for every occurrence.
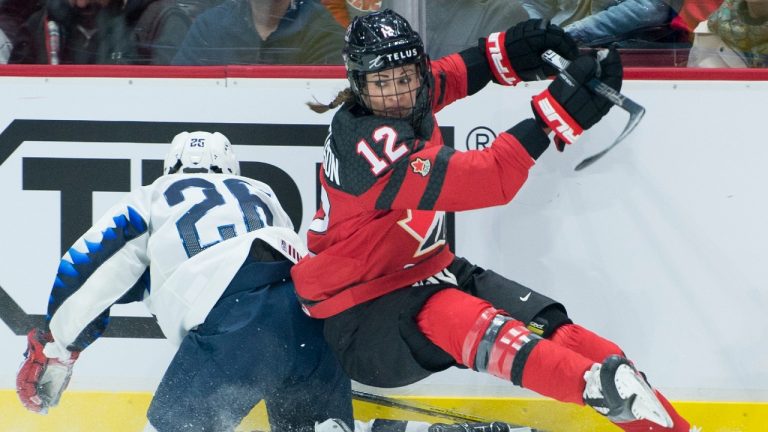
[352,390,538,432]
[541,50,646,170]
[353,390,485,422]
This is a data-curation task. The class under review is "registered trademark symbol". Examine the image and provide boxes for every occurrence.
[465,126,496,151]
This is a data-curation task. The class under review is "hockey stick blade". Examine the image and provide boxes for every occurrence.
[352,390,539,431]
[541,50,645,170]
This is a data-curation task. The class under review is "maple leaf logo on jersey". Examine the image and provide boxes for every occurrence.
[398,209,446,257]
[410,157,431,177]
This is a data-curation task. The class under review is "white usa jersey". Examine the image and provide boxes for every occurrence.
[44,174,307,358]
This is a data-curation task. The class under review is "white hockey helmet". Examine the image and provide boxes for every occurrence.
[163,131,240,176]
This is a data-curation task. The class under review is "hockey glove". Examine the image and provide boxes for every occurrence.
[481,19,579,86]
[531,48,623,151]
[16,328,79,414]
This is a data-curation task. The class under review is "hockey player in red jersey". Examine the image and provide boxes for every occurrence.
[293,9,693,432]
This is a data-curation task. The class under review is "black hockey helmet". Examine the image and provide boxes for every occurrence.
[343,9,432,126]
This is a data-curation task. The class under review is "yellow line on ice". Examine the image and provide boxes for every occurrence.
[1,391,766,431]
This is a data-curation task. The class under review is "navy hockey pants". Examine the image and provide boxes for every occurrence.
[147,259,353,432]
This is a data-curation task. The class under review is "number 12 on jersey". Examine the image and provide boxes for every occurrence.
[356,126,408,175]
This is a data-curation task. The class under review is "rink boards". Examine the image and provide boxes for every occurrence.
[0,66,767,431]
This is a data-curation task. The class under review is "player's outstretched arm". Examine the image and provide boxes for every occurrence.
[16,194,150,414]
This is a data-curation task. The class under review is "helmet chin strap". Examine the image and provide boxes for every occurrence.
[166,159,183,175]
[180,165,223,174]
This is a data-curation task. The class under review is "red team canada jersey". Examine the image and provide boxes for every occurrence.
[292,53,547,318]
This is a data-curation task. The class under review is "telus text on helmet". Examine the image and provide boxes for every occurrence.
[368,48,419,69]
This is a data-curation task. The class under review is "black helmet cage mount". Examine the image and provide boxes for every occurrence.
[343,9,432,126]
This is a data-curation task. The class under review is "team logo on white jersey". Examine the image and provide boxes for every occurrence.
[280,239,304,263]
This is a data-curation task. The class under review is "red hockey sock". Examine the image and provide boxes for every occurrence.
[549,323,624,362]
[519,338,594,404]
[612,391,691,432]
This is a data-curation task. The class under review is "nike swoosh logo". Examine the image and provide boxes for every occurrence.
[520,292,531,302]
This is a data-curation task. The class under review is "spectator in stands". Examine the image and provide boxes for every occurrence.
[134,0,225,64]
[9,0,197,64]
[0,0,43,63]
[670,0,721,40]
[320,0,377,25]
[426,0,529,58]
[687,0,768,67]
[522,0,685,47]
[172,0,345,65]
[0,29,8,63]
[319,0,529,59]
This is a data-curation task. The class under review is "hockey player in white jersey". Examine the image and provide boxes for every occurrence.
[15,130,531,432]
[15,131,353,431]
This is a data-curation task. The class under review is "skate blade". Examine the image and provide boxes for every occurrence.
[615,365,674,428]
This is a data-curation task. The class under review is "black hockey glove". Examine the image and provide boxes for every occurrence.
[531,48,623,151]
[480,19,579,86]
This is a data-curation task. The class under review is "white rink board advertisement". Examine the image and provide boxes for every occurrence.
[0,73,766,404]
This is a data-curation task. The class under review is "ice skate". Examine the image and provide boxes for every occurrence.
[583,355,674,428]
